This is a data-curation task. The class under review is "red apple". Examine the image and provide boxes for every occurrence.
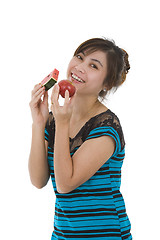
[58,80,76,98]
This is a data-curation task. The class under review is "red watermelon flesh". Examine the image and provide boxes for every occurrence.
[41,68,59,91]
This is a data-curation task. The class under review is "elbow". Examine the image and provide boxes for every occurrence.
[28,168,50,189]
[34,183,46,189]
[30,178,48,189]
[32,181,47,189]
[55,177,76,194]
[57,188,69,194]
[32,182,46,189]
[56,184,74,194]
[56,185,66,194]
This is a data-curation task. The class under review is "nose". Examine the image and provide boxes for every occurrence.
[75,63,85,74]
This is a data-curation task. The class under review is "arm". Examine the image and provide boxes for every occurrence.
[54,122,115,194]
[54,121,73,193]
[28,124,50,189]
[51,85,115,194]
[28,83,50,189]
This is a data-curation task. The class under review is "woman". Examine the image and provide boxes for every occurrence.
[29,38,132,239]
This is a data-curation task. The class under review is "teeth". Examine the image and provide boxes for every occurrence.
[72,73,84,83]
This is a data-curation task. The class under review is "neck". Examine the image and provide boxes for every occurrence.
[71,94,102,122]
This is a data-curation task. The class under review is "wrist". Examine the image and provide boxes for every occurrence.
[32,122,46,131]
[55,120,70,135]
[55,118,70,126]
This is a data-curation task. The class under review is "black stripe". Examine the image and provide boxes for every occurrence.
[54,226,121,234]
[122,233,132,240]
[117,209,126,214]
[55,211,118,218]
[110,170,121,174]
[117,153,125,157]
[94,170,121,176]
[55,207,117,214]
[48,152,53,157]
[93,171,110,176]
[110,175,121,178]
[56,189,119,197]
[113,193,122,199]
[54,232,121,238]
[121,229,131,236]
[56,187,112,194]
[119,213,127,218]
[56,192,113,198]
[111,156,124,161]
[99,165,109,171]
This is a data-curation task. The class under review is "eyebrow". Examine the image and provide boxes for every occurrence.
[81,51,103,67]
[91,58,103,67]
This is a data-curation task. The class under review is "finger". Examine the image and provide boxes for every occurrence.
[51,84,59,101]
[32,86,45,100]
[32,83,42,93]
[64,90,70,105]
[69,91,76,107]
[43,90,48,105]
[31,84,44,98]
[31,88,45,106]
[51,84,60,107]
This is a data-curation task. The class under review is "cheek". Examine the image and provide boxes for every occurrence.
[66,59,75,75]
[66,63,72,77]
[100,71,107,85]
[91,72,105,84]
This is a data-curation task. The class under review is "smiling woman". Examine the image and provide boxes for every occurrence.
[73,38,130,100]
[29,37,132,240]
[67,50,108,97]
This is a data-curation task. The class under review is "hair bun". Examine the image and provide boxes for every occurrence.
[120,48,130,84]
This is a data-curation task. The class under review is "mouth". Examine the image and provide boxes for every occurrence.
[71,73,85,83]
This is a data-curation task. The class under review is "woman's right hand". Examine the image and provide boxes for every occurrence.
[29,84,49,126]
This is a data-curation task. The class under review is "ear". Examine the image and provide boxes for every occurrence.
[103,82,113,91]
[102,87,107,92]
[102,84,108,92]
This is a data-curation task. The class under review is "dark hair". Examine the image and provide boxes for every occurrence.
[74,37,130,100]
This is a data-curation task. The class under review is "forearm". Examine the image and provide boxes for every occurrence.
[28,124,49,188]
[54,122,73,193]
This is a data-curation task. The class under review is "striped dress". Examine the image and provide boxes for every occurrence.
[45,109,132,240]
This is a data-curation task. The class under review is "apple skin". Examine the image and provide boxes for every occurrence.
[58,80,76,98]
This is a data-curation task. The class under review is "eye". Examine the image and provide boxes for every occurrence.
[90,64,98,69]
[76,54,83,60]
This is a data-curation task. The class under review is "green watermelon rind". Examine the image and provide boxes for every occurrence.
[43,78,57,91]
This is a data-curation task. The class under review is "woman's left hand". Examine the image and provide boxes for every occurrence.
[51,84,75,124]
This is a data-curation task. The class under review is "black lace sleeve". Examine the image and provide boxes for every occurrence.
[85,110,125,154]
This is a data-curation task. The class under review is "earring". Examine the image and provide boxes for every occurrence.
[103,88,107,92]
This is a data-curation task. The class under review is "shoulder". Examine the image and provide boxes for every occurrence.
[85,109,125,150]
[89,109,121,131]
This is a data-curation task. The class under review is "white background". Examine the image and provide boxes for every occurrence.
[0,0,159,239]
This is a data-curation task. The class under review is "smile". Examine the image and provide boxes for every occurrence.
[71,73,85,83]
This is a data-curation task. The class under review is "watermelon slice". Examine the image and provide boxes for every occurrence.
[41,68,59,91]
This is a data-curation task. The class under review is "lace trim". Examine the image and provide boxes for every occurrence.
[45,110,125,153]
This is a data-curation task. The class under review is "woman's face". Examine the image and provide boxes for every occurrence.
[67,50,107,97]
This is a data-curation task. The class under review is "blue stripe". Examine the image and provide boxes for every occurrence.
[45,128,49,141]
